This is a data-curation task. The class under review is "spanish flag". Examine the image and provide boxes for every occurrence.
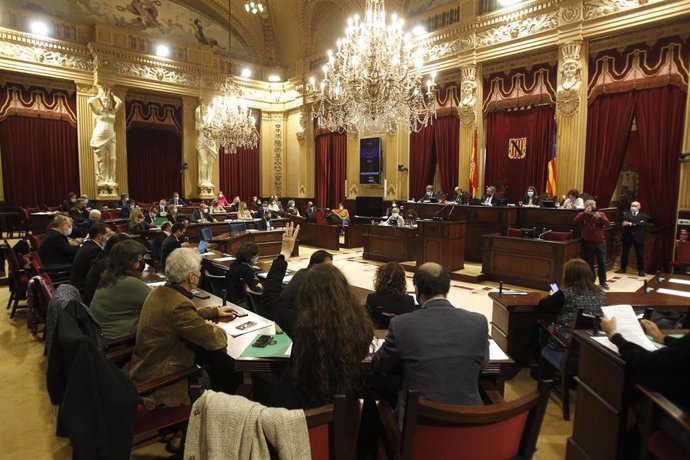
[469,128,479,197]
[546,120,557,197]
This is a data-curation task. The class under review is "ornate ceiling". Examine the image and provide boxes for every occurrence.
[6,0,456,69]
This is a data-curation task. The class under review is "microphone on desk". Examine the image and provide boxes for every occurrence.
[643,279,648,293]
[592,316,601,336]
[432,204,450,221]
[221,289,227,307]
[499,281,504,297]
[655,270,661,283]
[537,229,552,240]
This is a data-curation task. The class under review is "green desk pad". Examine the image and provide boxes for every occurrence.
[240,333,292,358]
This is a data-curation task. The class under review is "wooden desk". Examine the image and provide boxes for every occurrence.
[278,214,340,250]
[363,224,418,262]
[418,220,466,271]
[482,233,581,290]
[211,229,298,258]
[490,291,690,367]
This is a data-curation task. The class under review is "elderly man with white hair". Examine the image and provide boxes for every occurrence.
[130,247,239,407]
[574,199,611,289]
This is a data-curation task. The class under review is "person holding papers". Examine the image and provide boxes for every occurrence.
[538,258,605,365]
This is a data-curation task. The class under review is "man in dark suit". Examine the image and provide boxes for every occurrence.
[160,223,186,271]
[168,192,187,207]
[191,203,215,223]
[617,201,650,276]
[305,201,316,223]
[151,221,172,269]
[374,262,489,423]
[419,185,437,203]
[69,223,111,290]
[481,186,499,206]
[69,199,90,237]
[256,210,273,230]
[115,193,129,209]
[39,215,80,267]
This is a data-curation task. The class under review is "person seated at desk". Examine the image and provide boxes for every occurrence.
[281,250,333,307]
[419,184,437,203]
[520,185,540,207]
[160,223,187,270]
[256,210,274,230]
[144,205,159,225]
[481,186,499,206]
[129,207,155,234]
[561,189,585,209]
[538,258,606,365]
[168,192,186,207]
[451,186,470,204]
[88,209,103,227]
[366,262,416,328]
[166,205,182,225]
[257,201,270,219]
[305,201,316,223]
[157,199,168,216]
[151,221,172,269]
[114,193,129,210]
[216,191,230,207]
[236,201,252,220]
[209,199,226,214]
[129,248,237,453]
[69,198,90,237]
[601,317,690,454]
[250,196,261,210]
[61,192,77,212]
[39,215,80,268]
[83,234,129,305]
[262,223,373,409]
[406,209,419,227]
[121,200,138,219]
[70,223,111,291]
[285,200,301,216]
[373,262,489,423]
[229,196,241,212]
[227,242,262,306]
[385,208,405,227]
[332,203,350,226]
[191,203,215,223]
[90,239,150,340]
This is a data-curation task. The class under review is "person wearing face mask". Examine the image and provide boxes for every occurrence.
[216,191,230,207]
[387,208,405,227]
[332,203,350,226]
[90,239,150,340]
[61,192,78,212]
[227,242,263,306]
[285,199,301,216]
[561,189,584,209]
[69,223,112,291]
[121,199,138,218]
[130,248,239,452]
[168,192,187,207]
[574,199,611,289]
[191,203,215,223]
[160,223,188,270]
[617,201,650,276]
[257,209,273,230]
[39,215,80,268]
[521,186,540,207]
[158,199,168,216]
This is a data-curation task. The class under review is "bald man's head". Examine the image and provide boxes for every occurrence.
[413,262,450,301]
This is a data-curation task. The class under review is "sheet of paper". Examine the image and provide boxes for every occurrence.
[601,305,658,351]
[369,337,384,353]
[488,339,510,360]
[284,343,293,356]
[213,256,235,262]
[591,336,619,353]
[202,251,216,256]
[668,278,690,286]
[656,288,690,299]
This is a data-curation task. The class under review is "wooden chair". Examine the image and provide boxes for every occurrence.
[29,233,46,251]
[670,240,690,274]
[367,304,397,329]
[537,308,594,420]
[201,267,228,298]
[23,251,71,283]
[637,385,690,460]
[507,227,522,237]
[541,230,573,241]
[302,395,362,460]
[377,380,552,460]
[1,242,29,318]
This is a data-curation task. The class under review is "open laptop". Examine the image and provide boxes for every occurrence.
[197,240,209,254]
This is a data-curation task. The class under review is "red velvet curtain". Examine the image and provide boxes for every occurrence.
[409,124,435,200]
[126,127,182,203]
[485,105,554,203]
[583,92,637,205]
[635,86,686,272]
[219,144,260,202]
[315,133,347,207]
[0,116,79,206]
[434,116,460,196]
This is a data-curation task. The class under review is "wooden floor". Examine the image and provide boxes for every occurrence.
[0,246,575,459]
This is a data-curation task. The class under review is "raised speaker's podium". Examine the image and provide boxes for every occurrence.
[417,219,466,271]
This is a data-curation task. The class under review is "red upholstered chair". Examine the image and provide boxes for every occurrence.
[28,274,55,338]
[670,241,690,274]
[115,223,130,234]
[29,233,46,251]
[377,381,552,460]
[23,251,71,283]
[314,210,328,225]
[637,385,690,460]
[1,242,29,318]
[507,227,522,237]
[377,380,551,460]
[541,230,573,241]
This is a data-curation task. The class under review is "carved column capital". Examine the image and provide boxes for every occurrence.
[557,41,584,117]
[459,65,478,128]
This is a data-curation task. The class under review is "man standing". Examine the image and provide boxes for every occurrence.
[574,199,611,289]
[617,201,650,276]
[374,262,489,422]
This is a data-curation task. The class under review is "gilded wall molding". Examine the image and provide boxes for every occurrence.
[0,29,93,72]
[476,11,559,48]
[273,118,284,196]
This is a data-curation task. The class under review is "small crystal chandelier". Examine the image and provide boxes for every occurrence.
[202,0,258,153]
[313,0,436,135]
[244,1,264,14]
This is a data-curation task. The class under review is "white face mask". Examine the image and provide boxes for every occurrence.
[631,206,639,213]
[64,226,73,236]
[70,198,77,203]
[250,255,259,265]
[219,193,224,198]
[527,191,534,197]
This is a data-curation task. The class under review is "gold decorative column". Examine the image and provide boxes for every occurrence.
[181,96,200,199]
[75,82,98,198]
[260,112,285,197]
[555,40,587,197]
[111,86,128,197]
[679,73,690,210]
[458,65,482,195]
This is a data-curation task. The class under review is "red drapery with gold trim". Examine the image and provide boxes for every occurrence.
[315,132,347,208]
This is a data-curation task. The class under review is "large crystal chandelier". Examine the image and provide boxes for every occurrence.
[202,0,258,153]
[313,0,436,135]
